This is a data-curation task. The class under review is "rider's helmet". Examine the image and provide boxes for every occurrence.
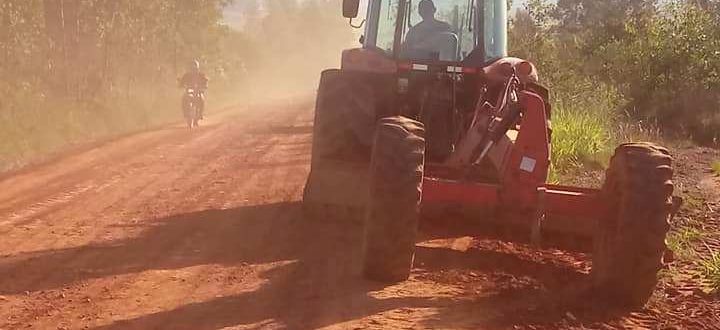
[189,59,200,73]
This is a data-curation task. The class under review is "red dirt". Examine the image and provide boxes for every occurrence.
[0,101,717,329]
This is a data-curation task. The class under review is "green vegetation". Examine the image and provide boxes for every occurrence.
[0,0,236,169]
[0,0,351,171]
[664,191,719,293]
[700,250,720,293]
[667,226,704,259]
[509,0,720,180]
[510,2,719,294]
[712,160,720,176]
[664,216,720,293]
[699,248,720,292]
[1,0,717,176]
[548,90,617,179]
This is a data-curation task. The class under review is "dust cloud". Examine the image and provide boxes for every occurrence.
[226,0,359,104]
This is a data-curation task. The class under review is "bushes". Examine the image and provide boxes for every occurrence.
[551,90,616,172]
[0,86,181,171]
[510,0,720,180]
[0,0,352,171]
[712,160,720,176]
[593,3,720,145]
[0,0,242,170]
[541,77,618,182]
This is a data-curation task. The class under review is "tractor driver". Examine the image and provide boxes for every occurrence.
[403,0,455,60]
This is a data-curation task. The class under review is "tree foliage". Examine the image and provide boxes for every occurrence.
[0,0,355,168]
[0,0,351,105]
[596,3,720,143]
[510,0,720,145]
[1,0,235,104]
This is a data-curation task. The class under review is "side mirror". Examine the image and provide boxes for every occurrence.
[343,0,360,18]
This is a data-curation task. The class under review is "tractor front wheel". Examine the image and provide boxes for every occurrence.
[592,142,674,308]
[362,116,425,282]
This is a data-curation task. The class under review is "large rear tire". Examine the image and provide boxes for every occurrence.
[303,70,378,221]
[310,69,376,161]
[362,116,425,282]
[592,142,674,308]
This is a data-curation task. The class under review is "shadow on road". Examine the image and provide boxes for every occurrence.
[0,202,622,329]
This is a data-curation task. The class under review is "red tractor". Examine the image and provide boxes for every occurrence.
[304,0,681,308]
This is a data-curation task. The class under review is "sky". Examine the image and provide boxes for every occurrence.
[512,0,527,11]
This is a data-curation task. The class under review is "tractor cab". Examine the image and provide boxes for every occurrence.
[346,0,507,65]
[340,0,536,168]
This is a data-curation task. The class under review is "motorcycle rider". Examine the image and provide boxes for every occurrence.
[179,60,209,120]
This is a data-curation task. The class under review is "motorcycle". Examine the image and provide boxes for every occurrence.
[183,88,203,129]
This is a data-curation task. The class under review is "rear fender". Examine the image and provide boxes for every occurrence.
[342,48,397,74]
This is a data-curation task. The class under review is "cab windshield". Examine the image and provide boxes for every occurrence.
[366,0,507,63]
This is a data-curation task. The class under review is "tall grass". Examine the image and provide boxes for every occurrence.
[547,81,619,183]
[701,250,720,293]
[666,226,704,259]
[0,98,161,171]
[712,160,720,176]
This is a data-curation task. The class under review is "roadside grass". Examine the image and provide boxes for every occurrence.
[0,85,245,173]
[667,226,704,259]
[667,194,704,261]
[711,160,720,176]
[551,103,613,170]
[663,191,720,294]
[0,93,175,172]
[547,85,720,294]
[700,250,720,293]
[615,119,664,145]
[548,86,618,184]
[664,222,720,294]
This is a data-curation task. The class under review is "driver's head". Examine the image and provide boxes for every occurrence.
[189,59,200,73]
[418,0,437,21]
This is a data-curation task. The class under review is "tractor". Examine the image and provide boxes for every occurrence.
[303,0,682,308]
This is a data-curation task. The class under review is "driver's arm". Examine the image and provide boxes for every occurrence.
[200,73,209,91]
[401,23,429,59]
[403,21,455,51]
[404,26,419,50]
[179,73,189,88]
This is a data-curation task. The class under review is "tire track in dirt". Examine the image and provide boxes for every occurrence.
[0,105,288,243]
[0,102,315,328]
[78,108,376,330]
[0,130,213,232]
[0,131,216,250]
[42,143,282,327]
[71,107,313,328]
[0,130,183,213]
[0,104,258,223]
[0,125,244,327]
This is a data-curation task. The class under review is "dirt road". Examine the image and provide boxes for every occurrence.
[0,100,717,329]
